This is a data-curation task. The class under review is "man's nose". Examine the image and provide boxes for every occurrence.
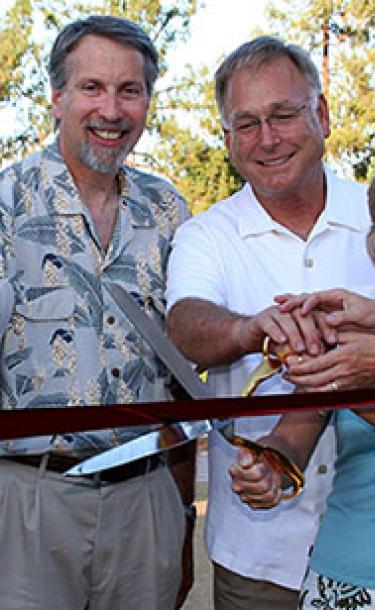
[99,92,123,121]
[258,118,281,148]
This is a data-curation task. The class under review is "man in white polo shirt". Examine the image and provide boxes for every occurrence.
[166,36,374,610]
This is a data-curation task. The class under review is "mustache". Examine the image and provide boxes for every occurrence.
[85,120,133,132]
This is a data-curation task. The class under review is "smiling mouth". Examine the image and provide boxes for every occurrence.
[88,127,131,141]
[257,152,295,167]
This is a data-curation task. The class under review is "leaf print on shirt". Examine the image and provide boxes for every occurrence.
[16,374,34,396]
[0,199,11,236]
[18,217,85,255]
[122,357,155,394]
[21,166,42,191]
[6,347,32,370]
[43,256,103,333]
[53,169,79,200]
[103,254,138,284]
[126,197,156,227]
[26,392,70,407]
[1,374,17,407]
[25,286,67,302]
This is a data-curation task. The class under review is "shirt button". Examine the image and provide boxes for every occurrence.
[317,464,328,474]
[111,368,120,378]
[107,315,116,325]
[304,258,314,268]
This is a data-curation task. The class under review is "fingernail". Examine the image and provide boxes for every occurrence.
[239,452,253,468]
[327,332,337,344]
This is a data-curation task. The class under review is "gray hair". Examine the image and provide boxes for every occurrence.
[215,35,322,128]
[48,15,159,98]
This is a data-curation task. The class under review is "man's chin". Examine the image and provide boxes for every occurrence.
[80,145,130,173]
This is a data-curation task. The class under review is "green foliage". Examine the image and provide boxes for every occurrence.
[265,0,375,181]
[147,65,243,213]
[0,0,77,161]
[0,0,49,159]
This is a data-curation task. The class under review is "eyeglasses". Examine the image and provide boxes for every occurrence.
[229,99,312,139]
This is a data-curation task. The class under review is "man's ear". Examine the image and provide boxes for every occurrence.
[317,94,330,139]
[52,89,63,121]
[223,128,232,156]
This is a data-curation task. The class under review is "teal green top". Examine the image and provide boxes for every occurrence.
[310,408,375,588]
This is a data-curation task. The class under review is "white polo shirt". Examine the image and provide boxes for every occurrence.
[166,165,373,590]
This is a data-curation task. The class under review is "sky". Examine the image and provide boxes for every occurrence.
[0,0,270,139]
[169,0,269,71]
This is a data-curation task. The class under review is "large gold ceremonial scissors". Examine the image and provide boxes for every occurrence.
[67,298,304,500]
[218,337,304,500]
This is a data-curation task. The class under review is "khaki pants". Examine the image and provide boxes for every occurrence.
[0,457,185,610]
[214,562,299,610]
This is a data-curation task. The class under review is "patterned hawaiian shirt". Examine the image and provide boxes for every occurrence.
[0,139,189,457]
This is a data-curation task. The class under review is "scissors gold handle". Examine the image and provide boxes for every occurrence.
[230,435,304,500]
[241,336,290,396]
[232,336,304,500]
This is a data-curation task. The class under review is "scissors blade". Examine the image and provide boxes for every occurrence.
[105,282,211,400]
[66,419,213,476]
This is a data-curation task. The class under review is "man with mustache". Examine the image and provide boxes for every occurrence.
[0,15,194,610]
[166,36,373,609]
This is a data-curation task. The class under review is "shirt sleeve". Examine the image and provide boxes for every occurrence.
[0,279,14,336]
[0,177,15,338]
[166,215,227,312]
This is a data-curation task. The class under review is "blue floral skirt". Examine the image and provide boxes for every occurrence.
[299,567,375,609]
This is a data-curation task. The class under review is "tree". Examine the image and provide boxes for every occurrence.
[0,0,53,161]
[0,0,198,164]
[147,65,243,214]
[265,0,375,181]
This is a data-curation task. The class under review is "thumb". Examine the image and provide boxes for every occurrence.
[237,447,256,469]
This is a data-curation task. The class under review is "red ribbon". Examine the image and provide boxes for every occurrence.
[0,387,374,441]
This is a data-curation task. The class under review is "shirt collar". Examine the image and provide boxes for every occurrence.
[41,138,155,228]
[237,163,363,239]
[321,164,363,232]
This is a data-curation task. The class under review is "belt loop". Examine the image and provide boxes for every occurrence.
[92,472,101,488]
[145,457,153,474]
[39,453,49,477]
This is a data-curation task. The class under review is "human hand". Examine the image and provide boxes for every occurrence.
[285,331,375,392]
[229,447,282,510]
[242,304,325,357]
[276,289,375,335]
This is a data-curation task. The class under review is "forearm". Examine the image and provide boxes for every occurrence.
[167,298,260,368]
[258,411,328,471]
[352,407,375,426]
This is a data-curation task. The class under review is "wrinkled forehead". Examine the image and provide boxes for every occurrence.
[223,57,311,122]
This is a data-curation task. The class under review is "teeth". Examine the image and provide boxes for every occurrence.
[260,155,292,166]
[92,129,122,140]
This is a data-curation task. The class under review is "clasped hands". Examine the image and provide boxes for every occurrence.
[230,288,375,510]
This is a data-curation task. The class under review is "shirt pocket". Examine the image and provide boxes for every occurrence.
[5,287,76,383]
